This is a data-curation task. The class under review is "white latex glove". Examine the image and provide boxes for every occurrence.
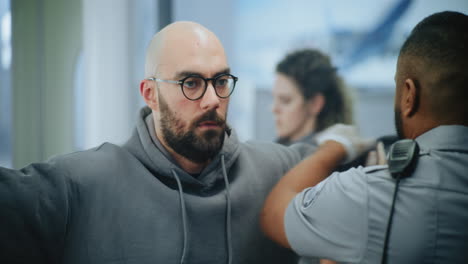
[365,141,387,166]
[315,124,376,164]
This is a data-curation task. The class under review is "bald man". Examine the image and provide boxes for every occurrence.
[261,11,468,263]
[0,21,332,264]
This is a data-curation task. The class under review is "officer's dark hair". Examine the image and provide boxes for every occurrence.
[276,49,353,132]
[398,11,468,124]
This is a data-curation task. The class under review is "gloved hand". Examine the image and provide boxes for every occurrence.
[365,141,387,166]
[315,124,376,164]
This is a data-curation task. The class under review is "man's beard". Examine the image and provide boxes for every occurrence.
[394,108,405,139]
[159,94,226,163]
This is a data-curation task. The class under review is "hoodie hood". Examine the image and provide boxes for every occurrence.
[123,106,240,264]
[123,106,241,192]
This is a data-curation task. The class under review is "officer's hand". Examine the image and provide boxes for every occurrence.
[316,124,376,163]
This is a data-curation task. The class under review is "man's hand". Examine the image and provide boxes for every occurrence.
[316,124,376,164]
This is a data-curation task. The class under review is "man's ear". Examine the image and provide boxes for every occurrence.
[401,78,419,118]
[306,93,325,116]
[140,79,158,110]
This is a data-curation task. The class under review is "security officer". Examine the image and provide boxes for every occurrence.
[261,11,468,264]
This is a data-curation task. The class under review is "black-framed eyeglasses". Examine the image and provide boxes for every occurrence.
[147,73,238,101]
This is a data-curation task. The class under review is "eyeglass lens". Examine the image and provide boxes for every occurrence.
[182,75,235,100]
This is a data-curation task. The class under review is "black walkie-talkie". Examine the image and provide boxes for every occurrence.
[387,139,419,179]
[381,139,420,264]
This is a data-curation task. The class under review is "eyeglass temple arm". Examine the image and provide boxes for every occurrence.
[147,78,181,84]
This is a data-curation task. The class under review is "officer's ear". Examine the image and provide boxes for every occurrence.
[140,79,159,110]
[401,78,419,118]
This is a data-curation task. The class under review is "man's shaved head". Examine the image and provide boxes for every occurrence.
[144,21,226,78]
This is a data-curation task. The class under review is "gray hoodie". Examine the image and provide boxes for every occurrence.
[0,106,315,264]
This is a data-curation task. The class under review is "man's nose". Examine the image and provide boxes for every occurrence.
[200,83,220,110]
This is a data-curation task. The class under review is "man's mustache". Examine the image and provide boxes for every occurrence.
[193,110,226,127]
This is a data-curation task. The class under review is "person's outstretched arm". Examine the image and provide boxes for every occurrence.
[0,162,72,263]
[260,124,375,248]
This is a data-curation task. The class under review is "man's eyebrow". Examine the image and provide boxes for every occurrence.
[174,71,201,79]
[174,68,231,79]
[214,68,231,77]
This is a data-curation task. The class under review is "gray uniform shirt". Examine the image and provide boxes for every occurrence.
[285,125,468,263]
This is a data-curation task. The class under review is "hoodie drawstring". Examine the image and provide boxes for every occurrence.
[171,169,189,264]
[221,154,233,264]
[171,155,232,264]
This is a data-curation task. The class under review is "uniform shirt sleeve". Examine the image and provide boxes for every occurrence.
[284,167,369,263]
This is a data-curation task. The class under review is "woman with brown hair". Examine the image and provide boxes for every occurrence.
[272,49,354,147]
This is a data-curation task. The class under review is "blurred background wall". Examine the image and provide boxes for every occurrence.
[1,0,467,168]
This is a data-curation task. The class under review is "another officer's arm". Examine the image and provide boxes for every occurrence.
[260,141,346,248]
[260,124,375,248]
